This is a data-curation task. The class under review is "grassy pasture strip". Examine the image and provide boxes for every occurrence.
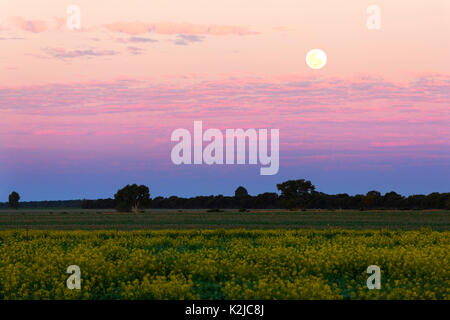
[0,210,448,230]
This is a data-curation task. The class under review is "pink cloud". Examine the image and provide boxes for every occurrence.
[1,75,449,119]
[3,17,258,37]
[51,17,67,31]
[32,129,88,136]
[370,140,447,147]
[1,74,448,161]
[102,21,149,35]
[102,21,259,36]
[9,17,48,33]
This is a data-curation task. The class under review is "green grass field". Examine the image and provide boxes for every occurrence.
[0,209,448,230]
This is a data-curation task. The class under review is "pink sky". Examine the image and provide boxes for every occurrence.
[0,0,449,199]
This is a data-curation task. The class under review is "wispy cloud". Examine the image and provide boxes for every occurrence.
[173,34,205,45]
[9,17,48,33]
[126,46,145,55]
[0,36,24,40]
[117,36,158,43]
[102,21,259,36]
[4,16,258,37]
[1,74,448,178]
[40,47,119,60]
[1,75,448,119]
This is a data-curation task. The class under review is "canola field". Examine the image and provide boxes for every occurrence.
[0,229,448,300]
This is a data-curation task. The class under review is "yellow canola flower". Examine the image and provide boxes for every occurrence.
[0,229,448,300]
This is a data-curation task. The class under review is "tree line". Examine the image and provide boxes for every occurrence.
[83,179,449,211]
[0,199,82,209]
[3,179,450,211]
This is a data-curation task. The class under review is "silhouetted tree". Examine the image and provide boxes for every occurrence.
[234,186,250,209]
[234,186,249,198]
[8,191,20,209]
[114,184,150,213]
[361,190,382,210]
[383,191,404,208]
[277,179,315,210]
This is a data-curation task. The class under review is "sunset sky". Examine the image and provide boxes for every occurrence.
[1,0,449,200]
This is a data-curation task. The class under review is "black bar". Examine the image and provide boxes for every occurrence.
[1,300,447,318]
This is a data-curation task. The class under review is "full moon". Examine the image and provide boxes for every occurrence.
[306,49,327,69]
